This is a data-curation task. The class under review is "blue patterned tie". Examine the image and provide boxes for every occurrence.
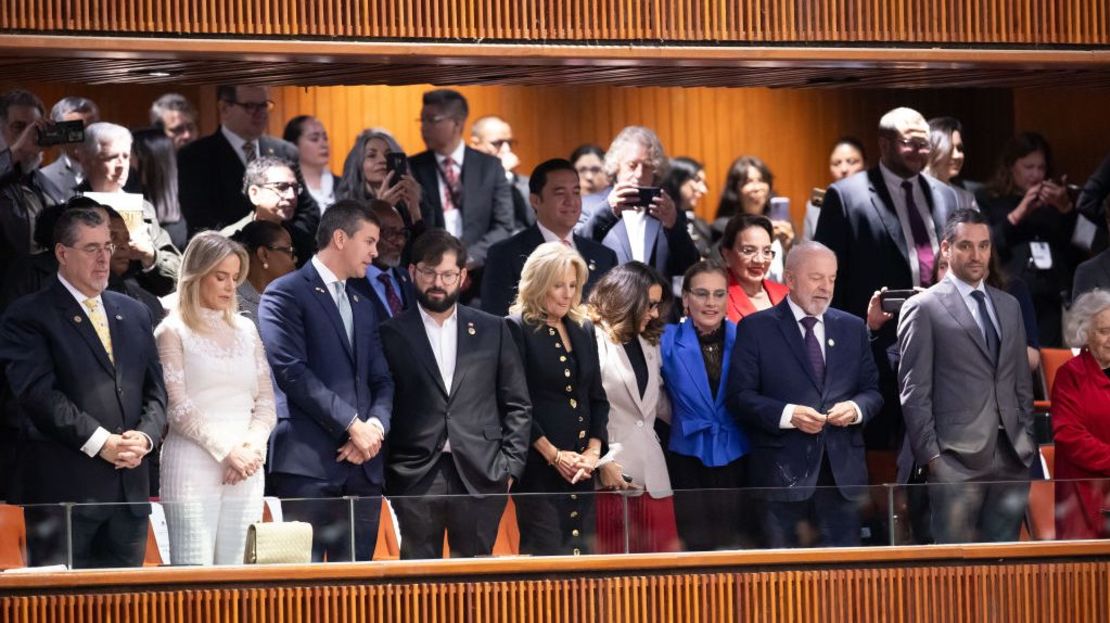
[800,316,825,385]
[971,290,1000,361]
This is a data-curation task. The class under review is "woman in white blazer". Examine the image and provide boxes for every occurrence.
[588,261,679,553]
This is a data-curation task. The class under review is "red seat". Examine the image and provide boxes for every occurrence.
[0,504,26,569]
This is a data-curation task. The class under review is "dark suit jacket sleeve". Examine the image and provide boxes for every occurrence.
[496,318,532,479]
[896,296,939,464]
[257,282,359,440]
[581,201,619,242]
[0,303,110,449]
[469,161,514,268]
[850,320,883,424]
[287,190,321,268]
[365,310,395,432]
[480,240,515,317]
[725,319,789,435]
[1078,152,1110,221]
[177,141,219,236]
[665,210,701,278]
[813,186,851,310]
[136,305,168,447]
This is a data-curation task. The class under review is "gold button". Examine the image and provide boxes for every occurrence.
[566,385,573,392]
[578,430,586,439]
[560,355,567,362]
[572,529,580,537]
[564,369,571,378]
[578,417,584,422]
[555,342,562,349]
[570,511,579,518]
[573,548,581,555]
[548,327,556,335]
[570,494,577,500]
[569,399,578,409]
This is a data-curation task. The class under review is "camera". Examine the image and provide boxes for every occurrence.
[634,186,661,209]
[37,120,85,147]
[879,289,918,314]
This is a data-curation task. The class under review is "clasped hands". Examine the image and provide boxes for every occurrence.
[549,448,600,484]
[790,402,858,435]
[222,442,264,485]
[336,419,384,465]
[98,431,150,469]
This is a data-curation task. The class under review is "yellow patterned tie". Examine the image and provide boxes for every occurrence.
[82,298,114,364]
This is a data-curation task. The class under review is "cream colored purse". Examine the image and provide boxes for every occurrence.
[243,521,313,564]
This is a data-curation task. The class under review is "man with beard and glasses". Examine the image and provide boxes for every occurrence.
[380,230,531,559]
[351,200,415,321]
[726,241,882,548]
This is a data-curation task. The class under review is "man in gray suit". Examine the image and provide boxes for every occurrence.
[898,208,1036,543]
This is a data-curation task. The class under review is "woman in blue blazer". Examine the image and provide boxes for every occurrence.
[661,260,752,550]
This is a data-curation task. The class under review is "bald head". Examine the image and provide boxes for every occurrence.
[877,106,930,179]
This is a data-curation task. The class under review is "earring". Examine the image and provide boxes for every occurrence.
[262,263,269,269]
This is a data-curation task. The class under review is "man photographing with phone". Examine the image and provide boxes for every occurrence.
[0,89,70,280]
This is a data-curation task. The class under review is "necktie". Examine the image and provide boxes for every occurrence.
[377,273,404,317]
[333,281,354,347]
[901,180,935,287]
[82,298,114,364]
[441,156,460,212]
[243,141,257,164]
[970,290,1000,361]
[799,316,824,385]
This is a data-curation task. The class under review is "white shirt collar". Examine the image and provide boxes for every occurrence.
[536,221,575,247]
[945,270,987,298]
[221,125,257,163]
[57,272,101,307]
[311,255,343,288]
[786,295,823,325]
[879,160,919,191]
[418,303,459,328]
[435,141,466,168]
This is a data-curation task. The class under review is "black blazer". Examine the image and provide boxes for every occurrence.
[0,279,167,512]
[349,266,415,322]
[480,225,619,318]
[578,190,700,281]
[510,173,534,231]
[380,304,532,496]
[178,130,320,263]
[408,146,514,268]
[505,315,609,493]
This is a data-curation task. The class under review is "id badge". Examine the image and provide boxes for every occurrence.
[1030,241,1053,270]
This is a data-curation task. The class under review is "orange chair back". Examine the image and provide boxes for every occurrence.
[1041,348,1076,398]
[0,504,26,569]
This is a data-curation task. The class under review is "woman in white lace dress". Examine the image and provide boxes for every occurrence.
[155,231,276,565]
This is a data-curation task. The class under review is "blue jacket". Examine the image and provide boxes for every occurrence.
[660,319,749,467]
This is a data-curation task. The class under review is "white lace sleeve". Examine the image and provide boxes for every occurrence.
[246,326,277,453]
[155,323,234,462]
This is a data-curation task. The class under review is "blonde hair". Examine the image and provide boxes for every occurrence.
[510,242,588,327]
[175,231,249,332]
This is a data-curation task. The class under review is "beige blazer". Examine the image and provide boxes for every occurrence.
[595,329,673,498]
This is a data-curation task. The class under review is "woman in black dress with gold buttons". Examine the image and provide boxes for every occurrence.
[507,242,611,556]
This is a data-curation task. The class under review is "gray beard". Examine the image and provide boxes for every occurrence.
[374,255,402,269]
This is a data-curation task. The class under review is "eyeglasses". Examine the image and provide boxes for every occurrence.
[67,243,117,257]
[576,165,603,175]
[896,137,931,151]
[418,115,454,125]
[736,246,776,259]
[647,300,662,311]
[260,182,301,195]
[414,266,461,285]
[380,227,411,241]
[267,245,296,259]
[165,122,197,136]
[687,288,727,302]
[226,100,275,114]
[489,139,516,151]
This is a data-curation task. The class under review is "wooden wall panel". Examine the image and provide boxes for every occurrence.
[1,0,1107,45]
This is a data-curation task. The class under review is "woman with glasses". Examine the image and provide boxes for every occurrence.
[570,144,607,197]
[156,232,276,565]
[228,220,297,328]
[507,242,610,556]
[588,262,679,553]
[720,214,789,323]
[660,260,752,550]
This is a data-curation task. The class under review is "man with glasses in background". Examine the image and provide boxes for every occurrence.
[178,84,319,260]
[221,156,316,263]
[350,200,415,322]
[149,93,199,150]
[470,114,532,232]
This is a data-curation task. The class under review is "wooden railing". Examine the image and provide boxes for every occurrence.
[0,0,1107,45]
[3,543,1110,622]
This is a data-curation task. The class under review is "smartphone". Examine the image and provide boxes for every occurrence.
[37,119,85,146]
[634,186,661,209]
[879,289,918,314]
[386,152,408,178]
[768,196,791,221]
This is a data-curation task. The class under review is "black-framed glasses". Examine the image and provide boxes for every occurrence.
[226,100,275,114]
[647,300,662,311]
[414,266,461,285]
[267,245,296,259]
[260,182,301,195]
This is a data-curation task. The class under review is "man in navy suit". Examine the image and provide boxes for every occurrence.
[576,126,699,284]
[0,206,166,568]
[727,241,882,548]
[178,84,319,257]
[350,200,415,321]
[258,199,394,562]
[481,158,618,317]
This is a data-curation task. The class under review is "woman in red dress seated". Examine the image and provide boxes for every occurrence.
[720,214,789,323]
[1053,290,1110,539]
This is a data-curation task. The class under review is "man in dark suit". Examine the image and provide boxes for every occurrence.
[727,241,883,548]
[0,206,166,568]
[380,230,531,559]
[408,89,514,300]
[814,106,959,451]
[351,200,415,322]
[258,199,394,562]
[577,125,699,284]
[219,155,315,263]
[470,114,532,232]
[898,209,1035,543]
[177,84,319,257]
[481,158,618,317]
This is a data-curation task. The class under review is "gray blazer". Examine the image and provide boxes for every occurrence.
[897,278,1036,480]
[39,154,80,197]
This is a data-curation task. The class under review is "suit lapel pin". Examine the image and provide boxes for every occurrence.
[115,315,123,320]
[588,259,597,272]
[352,294,359,303]
[314,287,326,294]
[828,338,835,348]
[74,315,83,323]
[467,321,476,336]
